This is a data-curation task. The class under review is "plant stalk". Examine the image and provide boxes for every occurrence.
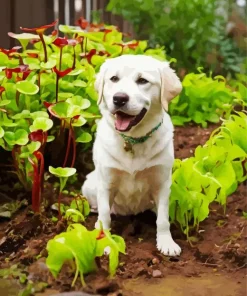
[38,32,48,63]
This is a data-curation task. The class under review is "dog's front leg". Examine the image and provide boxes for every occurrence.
[154,173,181,256]
[95,166,113,230]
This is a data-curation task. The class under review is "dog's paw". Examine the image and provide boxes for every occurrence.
[157,233,181,256]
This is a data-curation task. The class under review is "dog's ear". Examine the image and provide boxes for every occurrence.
[159,63,182,111]
[95,62,108,105]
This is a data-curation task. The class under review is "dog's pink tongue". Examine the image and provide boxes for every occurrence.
[115,113,134,131]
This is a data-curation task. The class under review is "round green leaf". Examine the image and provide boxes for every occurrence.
[40,59,57,69]
[15,129,29,145]
[76,132,92,143]
[49,166,77,178]
[71,116,87,127]
[66,96,91,110]
[28,141,41,153]
[48,102,81,119]
[30,111,49,120]
[4,132,15,146]
[11,110,31,120]
[16,81,39,95]
[30,117,53,132]
[5,129,29,146]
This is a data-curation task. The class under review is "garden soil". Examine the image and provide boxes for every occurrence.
[0,124,246,296]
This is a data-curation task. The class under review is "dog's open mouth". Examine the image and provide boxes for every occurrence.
[114,108,147,132]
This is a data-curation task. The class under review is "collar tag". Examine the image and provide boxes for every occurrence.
[120,119,163,153]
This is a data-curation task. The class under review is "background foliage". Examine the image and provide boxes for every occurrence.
[107,0,247,76]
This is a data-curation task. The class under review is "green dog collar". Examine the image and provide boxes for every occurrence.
[120,119,163,153]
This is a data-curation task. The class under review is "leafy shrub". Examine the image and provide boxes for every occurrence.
[46,223,125,286]
[170,111,247,238]
[169,70,247,127]
[107,0,245,75]
[0,19,166,212]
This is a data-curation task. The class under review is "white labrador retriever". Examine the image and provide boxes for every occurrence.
[82,55,182,256]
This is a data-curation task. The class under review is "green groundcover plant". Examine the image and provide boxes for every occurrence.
[170,110,247,239]
[46,223,125,287]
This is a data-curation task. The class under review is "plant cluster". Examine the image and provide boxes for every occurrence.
[107,0,246,76]
[169,70,247,127]
[0,19,166,213]
[170,111,247,238]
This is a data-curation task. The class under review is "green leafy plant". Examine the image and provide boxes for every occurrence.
[170,111,247,238]
[46,223,126,286]
[52,194,90,223]
[169,70,247,127]
[49,166,76,218]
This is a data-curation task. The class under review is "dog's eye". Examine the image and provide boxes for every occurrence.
[136,77,149,85]
[110,76,119,83]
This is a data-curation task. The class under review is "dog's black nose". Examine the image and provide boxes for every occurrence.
[113,93,129,107]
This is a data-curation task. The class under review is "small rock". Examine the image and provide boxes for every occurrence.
[234,243,240,248]
[152,269,162,278]
[152,258,159,265]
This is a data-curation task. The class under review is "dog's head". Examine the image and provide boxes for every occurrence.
[95,55,182,132]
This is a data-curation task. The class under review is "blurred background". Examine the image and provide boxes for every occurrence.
[0,0,246,78]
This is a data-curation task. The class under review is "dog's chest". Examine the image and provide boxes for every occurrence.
[112,169,154,215]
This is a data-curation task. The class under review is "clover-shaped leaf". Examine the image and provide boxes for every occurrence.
[48,102,81,119]
[4,129,29,146]
[30,118,53,132]
[66,96,91,110]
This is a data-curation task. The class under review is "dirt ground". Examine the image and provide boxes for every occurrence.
[0,123,246,296]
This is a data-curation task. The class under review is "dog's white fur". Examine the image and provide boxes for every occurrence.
[82,55,182,256]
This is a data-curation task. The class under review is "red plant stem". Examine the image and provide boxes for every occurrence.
[59,48,63,71]
[38,32,48,62]
[55,75,59,103]
[28,156,40,212]
[38,70,46,89]
[36,151,44,194]
[63,124,72,167]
